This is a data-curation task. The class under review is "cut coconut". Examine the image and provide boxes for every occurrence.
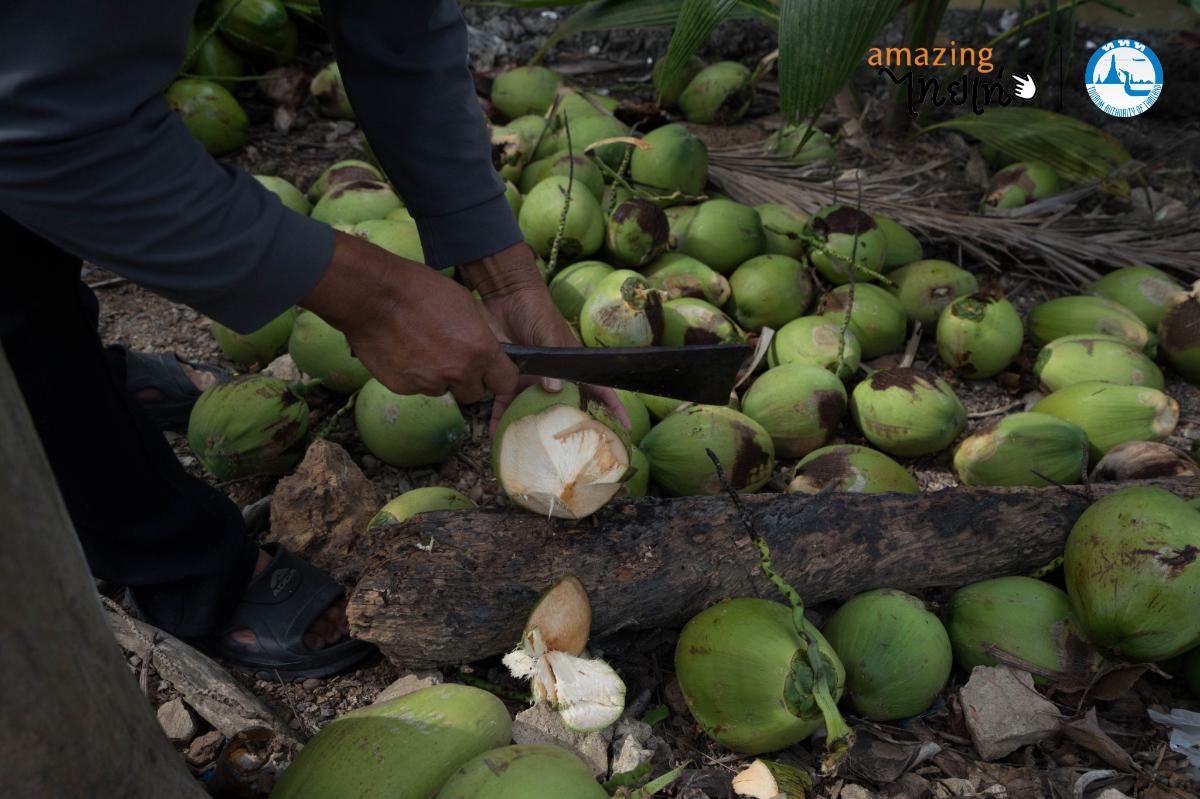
[731,759,812,799]
[503,629,626,732]
[526,575,592,657]
[496,403,630,519]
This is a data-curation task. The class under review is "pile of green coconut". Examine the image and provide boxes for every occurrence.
[177,60,1200,797]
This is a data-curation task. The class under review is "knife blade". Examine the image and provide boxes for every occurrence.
[500,342,752,405]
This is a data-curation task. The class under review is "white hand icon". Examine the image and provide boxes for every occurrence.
[1013,73,1037,100]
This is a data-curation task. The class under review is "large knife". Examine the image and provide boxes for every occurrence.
[500,342,754,405]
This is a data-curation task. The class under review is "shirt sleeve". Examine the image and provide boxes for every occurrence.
[0,1,334,333]
[320,0,523,269]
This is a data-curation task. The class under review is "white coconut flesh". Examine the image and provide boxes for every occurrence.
[497,404,629,519]
[503,627,626,732]
[731,760,779,799]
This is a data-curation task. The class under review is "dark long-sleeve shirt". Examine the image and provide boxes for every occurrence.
[0,0,520,332]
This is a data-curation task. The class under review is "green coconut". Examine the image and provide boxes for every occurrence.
[742,365,846,458]
[519,176,605,261]
[678,61,754,124]
[652,56,706,108]
[254,175,311,215]
[491,384,631,519]
[491,66,563,120]
[352,218,424,262]
[664,204,697,250]
[640,405,774,496]
[1159,287,1200,384]
[555,113,631,172]
[756,203,811,260]
[490,124,530,184]
[184,28,246,89]
[165,78,248,156]
[548,260,613,324]
[355,381,464,468]
[1033,334,1164,392]
[310,61,354,119]
[674,598,845,754]
[287,310,371,393]
[850,368,967,458]
[726,254,813,333]
[807,205,888,284]
[548,90,618,129]
[676,200,765,275]
[614,388,652,446]
[873,214,923,270]
[307,160,385,204]
[952,412,1088,487]
[636,392,685,421]
[946,577,1103,681]
[622,446,650,498]
[763,126,835,166]
[311,180,403,226]
[661,298,742,346]
[368,487,475,530]
[503,181,523,217]
[1088,266,1183,328]
[768,316,861,379]
[579,269,664,347]
[982,161,1059,211]
[629,123,708,201]
[212,0,291,60]
[1032,381,1179,459]
[507,114,548,151]
[886,260,979,326]
[270,684,512,799]
[434,744,606,799]
[1027,295,1151,350]
[186,375,309,480]
[211,307,298,369]
[786,444,917,494]
[642,253,731,307]
[1065,487,1200,662]
[821,589,951,721]
[818,283,908,360]
[936,293,1024,379]
[519,152,604,200]
[605,199,669,268]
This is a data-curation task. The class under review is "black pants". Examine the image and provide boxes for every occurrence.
[1,215,257,638]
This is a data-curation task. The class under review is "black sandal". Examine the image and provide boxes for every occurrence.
[200,544,375,681]
[118,346,228,429]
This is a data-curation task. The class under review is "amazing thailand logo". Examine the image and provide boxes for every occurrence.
[1085,38,1163,117]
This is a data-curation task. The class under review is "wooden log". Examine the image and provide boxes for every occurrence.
[347,478,1200,669]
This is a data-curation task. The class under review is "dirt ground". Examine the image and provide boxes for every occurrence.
[90,6,1200,798]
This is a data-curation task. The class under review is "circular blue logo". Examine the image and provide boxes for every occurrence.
[1085,38,1163,117]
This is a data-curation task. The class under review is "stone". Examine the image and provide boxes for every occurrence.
[185,730,224,766]
[267,439,385,582]
[1095,790,1133,799]
[512,702,612,777]
[372,671,443,705]
[960,666,1062,760]
[841,786,875,799]
[610,732,654,776]
[156,698,197,743]
[262,353,302,383]
[466,25,508,72]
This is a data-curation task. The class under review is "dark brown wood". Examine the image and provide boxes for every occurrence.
[347,478,1200,669]
[0,348,207,798]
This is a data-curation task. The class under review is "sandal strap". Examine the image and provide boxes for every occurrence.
[121,349,207,397]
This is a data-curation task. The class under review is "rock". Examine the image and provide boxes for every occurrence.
[301,678,321,690]
[1095,790,1133,799]
[512,702,612,777]
[267,439,385,582]
[185,730,224,767]
[960,666,1061,760]
[466,25,508,72]
[610,730,654,776]
[262,353,302,383]
[156,698,197,743]
[841,786,875,799]
[372,671,443,705]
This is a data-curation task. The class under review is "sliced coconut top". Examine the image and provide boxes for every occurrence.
[525,575,592,657]
[731,760,778,799]
[497,403,629,519]
[503,627,626,733]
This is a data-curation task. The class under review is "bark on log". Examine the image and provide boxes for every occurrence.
[0,348,207,798]
[347,478,1200,669]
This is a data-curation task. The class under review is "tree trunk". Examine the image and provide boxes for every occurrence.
[0,347,206,798]
[347,478,1200,669]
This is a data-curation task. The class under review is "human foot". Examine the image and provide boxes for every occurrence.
[228,549,350,652]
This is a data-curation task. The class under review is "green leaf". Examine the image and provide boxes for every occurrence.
[657,0,740,102]
[777,0,905,124]
[920,107,1133,194]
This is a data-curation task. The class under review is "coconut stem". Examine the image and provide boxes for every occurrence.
[704,449,853,773]
[546,110,575,275]
[604,144,637,217]
[314,389,357,441]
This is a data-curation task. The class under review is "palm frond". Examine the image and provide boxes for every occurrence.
[777,0,904,124]
[658,0,741,101]
[920,108,1133,195]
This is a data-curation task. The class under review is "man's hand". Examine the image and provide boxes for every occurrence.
[459,242,632,434]
[300,231,519,404]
